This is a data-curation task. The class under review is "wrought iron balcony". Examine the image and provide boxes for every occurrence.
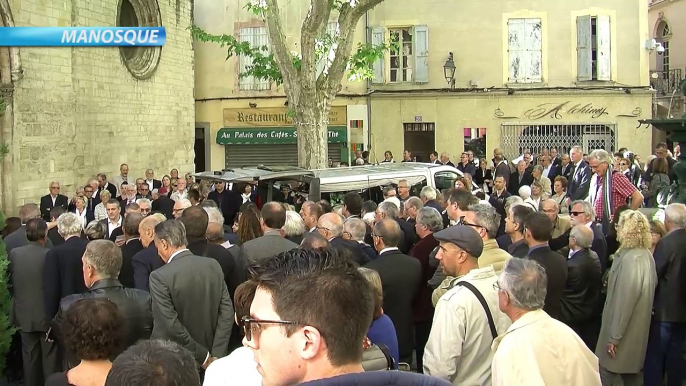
[651,69,685,96]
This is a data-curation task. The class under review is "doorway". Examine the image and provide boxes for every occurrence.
[194,127,206,172]
[403,122,435,162]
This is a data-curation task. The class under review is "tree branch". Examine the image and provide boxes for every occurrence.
[263,0,299,93]
[300,0,334,86]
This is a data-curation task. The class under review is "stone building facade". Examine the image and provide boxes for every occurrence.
[0,0,195,215]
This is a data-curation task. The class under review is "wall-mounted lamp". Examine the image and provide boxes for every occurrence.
[645,39,665,54]
[443,52,456,89]
[249,102,258,108]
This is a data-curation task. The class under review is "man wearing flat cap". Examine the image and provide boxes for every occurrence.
[423,226,512,385]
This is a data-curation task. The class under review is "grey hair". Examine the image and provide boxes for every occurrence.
[540,199,559,212]
[282,211,306,237]
[420,186,437,201]
[588,149,614,166]
[533,165,544,173]
[19,203,41,224]
[504,196,523,213]
[405,197,423,211]
[49,181,61,188]
[344,218,367,241]
[570,145,583,155]
[570,225,593,249]
[377,201,399,219]
[571,200,594,220]
[319,213,344,237]
[416,207,444,233]
[500,258,547,311]
[57,212,83,237]
[154,220,188,248]
[467,204,501,239]
[665,203,686,228]
[83,239,122,279]
[85,220,107,240]
[136,198,152,207]
[204,207,224,225]
[176,199,192,209]
[99,190,112,200]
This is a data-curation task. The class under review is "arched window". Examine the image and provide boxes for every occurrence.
[657,21,670,72]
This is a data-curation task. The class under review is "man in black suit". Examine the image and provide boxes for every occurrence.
[560,225,603,350]
[566,146,592,206]
[523,212,568,320]
[300,201,324,234]
[540,156,561,181]
[508,160,534,195]
[420,187,442,213]
[8,219,58,386]
[82,184,99,218]
[43,212,89,321]
[47,207,66,247]
[457,152,477,177]
[132,214,165,292]
[550,147,562,168]
[39,181,68,221]
[375,201,417,254]
[119,213,145,288]
[149,220,234,368]
[343,218,377,261]
[643,142,678,184]
[99,199,124,242]
[365,219,421,364]
[207,181,242,227]
[52,240,152,359]
[644,203,686,386]
[144,169,163,191]
[151,189,175,219]
[560,153,573,179]
[5,204,54,254]
[319,213,370,266]
[493,153,511,180]
[97,173,118,199]
[551,201,608,272]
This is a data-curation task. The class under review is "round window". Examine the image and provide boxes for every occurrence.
[116,0,162,80]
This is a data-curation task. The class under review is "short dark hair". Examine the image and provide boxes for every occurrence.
[61,298,123,361]
[361,200,377,216]
[107,199,121,208]
[25,218,47,242]
[234,281,258,328]
[300,232,330,250]
[126,203,140,212]
[373,219,401,248]
[656,142,668,150]
[511,205,534,234]
[524,212,554,242]
[318,199,332,214]
[343,192,363,217]
[431,151,439,158]
[105,340,200,386]
[123,213,143,237]
[187,188,200,202]
[303,202,324,220]
[249,248,373,367]
[448,189,479,210]
[50,206,67,221]
[261,202,287,229]
[179,206,209,238]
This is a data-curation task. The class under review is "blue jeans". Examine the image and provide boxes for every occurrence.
[643,321,686,386]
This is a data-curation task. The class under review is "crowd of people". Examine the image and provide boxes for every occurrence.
[0,141,683,386]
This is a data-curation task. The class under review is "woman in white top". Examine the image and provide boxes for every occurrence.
[72,196,89,228]
[94,190,110,221]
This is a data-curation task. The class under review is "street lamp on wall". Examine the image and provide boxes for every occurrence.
[443,52,456,89]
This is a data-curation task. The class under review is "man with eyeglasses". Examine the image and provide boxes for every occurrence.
[540,199,571,239]
[462,204,512,275]
[208,180,242,227]
[40,181,68,221]
[136,198,152,217]
[424,225,511,384]
[397,179,412,203]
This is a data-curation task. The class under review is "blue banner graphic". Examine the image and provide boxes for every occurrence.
[0,27,166,47]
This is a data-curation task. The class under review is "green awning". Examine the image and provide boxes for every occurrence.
[216,126,347,145]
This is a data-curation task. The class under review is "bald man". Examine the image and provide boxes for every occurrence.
[318,213,370,265]
[540,199,571,239]
[132,215,166,291]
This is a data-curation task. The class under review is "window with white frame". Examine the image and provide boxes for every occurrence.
[370,25,429,84]
[507,18,542,83]
[238,26,270,91]
[576,15,611,81]
[316,22,339,77]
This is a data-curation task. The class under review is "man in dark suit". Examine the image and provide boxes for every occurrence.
[8,219,58,386]
[119,213,145,288]
[343,218,377,262]
[643,142,678,184]
[82,184,99,220]
[560,153,573,179]
[493,152,511,179]
[99,199,124,242]
[366,219,421,364]
[43,212,89,321]
[644,203,686,386]
[550,147,562,168]
[523,212,568,320]
[47,207,66,247]
[5,204,54,254]
[149,220,234,368]
[151,189,175,219]
[540,156,561,181]
[320,213,371,266]
[243,202,299,266]
[52,240,152,359]
[567,146,592,205]
[207,181,242,227]
[97,173,118,199]
[560,225,603,350]
[39,182,68,222]
[144,169,163,191]
[550,201,609,273]
[375,201,417,254]
[508,160,534,195]
[132,215,165,292]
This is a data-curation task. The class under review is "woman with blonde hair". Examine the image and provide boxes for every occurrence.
[94,190,111,221]
[358,267,399,369]
[596,210,657,386]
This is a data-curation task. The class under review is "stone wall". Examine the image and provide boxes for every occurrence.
[3,0,194,214]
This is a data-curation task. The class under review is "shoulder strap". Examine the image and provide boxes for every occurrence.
[455,281,498,340]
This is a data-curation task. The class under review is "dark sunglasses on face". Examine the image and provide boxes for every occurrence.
[570,211,584,216]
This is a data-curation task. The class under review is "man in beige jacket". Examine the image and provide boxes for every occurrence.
[540,199,571,239]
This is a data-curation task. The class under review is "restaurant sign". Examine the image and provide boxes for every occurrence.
[524,101,609,120]
[223,106,347,127]
[216,126,348,145]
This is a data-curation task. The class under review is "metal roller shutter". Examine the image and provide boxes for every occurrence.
[225,143,345,168]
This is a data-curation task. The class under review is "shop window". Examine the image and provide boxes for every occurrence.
[507,18,542,83]
[576,15,612,81]
[404,123,435,162]
[370,25,429,84]
[117,0,162,80]
[238,26,271,91]
[464,127,487,160]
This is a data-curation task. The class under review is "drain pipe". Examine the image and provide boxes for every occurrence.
[365,10,373,161]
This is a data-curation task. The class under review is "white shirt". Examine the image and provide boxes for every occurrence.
[491,309,601,386]
[146,179,155,191]
[166,248,189,264]
[171,190,188,202]
[203,346,262,386]
[51,195,57,206]
[75,209,88,228]
[107,216,122,237]
[423,266,512,385]
[379,247,399,255]
[542,165,552,178]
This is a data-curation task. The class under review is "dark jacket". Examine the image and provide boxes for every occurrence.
[526,245,568,319]
[457,162,476,177]
[9,242,51,332]
[330,237,371,266]
[560,248,603,325]
[187,236,244,300]
[208,189,242,226]
[360,243,377,261]
[550,223,608,273]
[424,200,442,213]
[47,227,64,247]
[43,236,89,320]
[152,195,175,219]
[99,217,124,242]
[494,161,511,179]
[409,234,440,323]
[644,156,677,184]
[298,371,452,386]
[4,225,54,255]
[119,238,144,288]
[508,239,529,258]
[53,279,152,356]
[365,249,422,360]
[508,171,534,195]
[568,161,592,201]
[395,218,418,254]
[652,228,686,322]
[40,194,69,221]
[132,244,165,292]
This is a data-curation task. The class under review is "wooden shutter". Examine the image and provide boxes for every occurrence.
[524,18,542,83]
[508,19,524,83]
[412,25,429,83]
[238,27,270,91]
[596,15,612,81]
[576,15,592,81]
[371,27,385,84]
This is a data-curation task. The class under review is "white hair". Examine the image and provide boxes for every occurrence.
[665,203,686,228]
[518,185,531,199]
[136,198,152,207]
[588,149,614,166]
[176,199,192,209]
[420,186,437,201]
[57,212,83,237]
[282,211,306,237]
[204,206,225,225]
